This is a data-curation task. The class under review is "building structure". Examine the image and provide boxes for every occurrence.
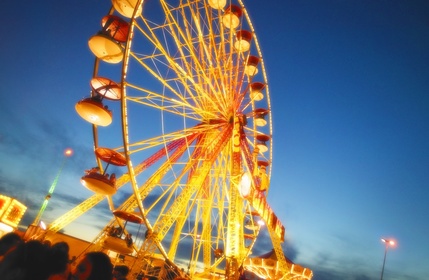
[0,194,27,238]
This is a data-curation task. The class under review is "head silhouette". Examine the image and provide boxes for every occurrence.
[72,251,113,280]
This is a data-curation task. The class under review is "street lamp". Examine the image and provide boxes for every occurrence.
[380,238,395,280]
[33,148,73,226]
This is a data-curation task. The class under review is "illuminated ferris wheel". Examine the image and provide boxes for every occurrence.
[54,0,313,279]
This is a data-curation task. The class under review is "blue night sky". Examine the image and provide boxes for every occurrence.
[1,1,428,280]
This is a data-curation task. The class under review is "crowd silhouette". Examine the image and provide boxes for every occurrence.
[0,232,125,280]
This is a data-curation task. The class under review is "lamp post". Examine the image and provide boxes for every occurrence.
[380,238,395,280]
[33,148,73,226]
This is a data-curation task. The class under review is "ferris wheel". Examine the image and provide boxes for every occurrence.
[66,0,307,279]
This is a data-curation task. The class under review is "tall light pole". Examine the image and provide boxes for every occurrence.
[33,148,73,226]
[380,238,395,280]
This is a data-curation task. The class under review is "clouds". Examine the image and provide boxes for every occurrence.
[0,96,91,162]
[1,1,429,279]
[311,268,370,280]
[0,87,98,231]
[309,250,373,280]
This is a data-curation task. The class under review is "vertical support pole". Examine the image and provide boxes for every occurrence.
[225,116,244,280]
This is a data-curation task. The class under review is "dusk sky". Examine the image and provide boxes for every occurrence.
[1,1,429,280]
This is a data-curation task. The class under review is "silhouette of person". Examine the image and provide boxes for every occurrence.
[0,232,22,260]
[0,240,70,280]
[85,167,100,175]
[125,233,133,247]
[71,251,113,280]
[110,173,116,185]
[113,265,129,280]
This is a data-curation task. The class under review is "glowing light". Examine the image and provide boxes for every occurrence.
[112,0,142,18]
[39,221,47,230]
[0,222,14,233]
[381,238,395,246]
[239,172,252,198]
[88,34,123,63]
[250,82,266,101]
[256,134,270,153]
[380,238,396,280]
[208,0,226,9]
[64,148,73,157]
[254,108,269,127]
[222,5,242,29]
[234,30,252,52]
[75,98,113,126]
[245,56,260,76]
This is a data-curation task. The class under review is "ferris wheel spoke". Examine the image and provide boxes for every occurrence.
[161,1,229,112]
[125,127,228,212]
[125,93,207,121]
[127,50,200,109]
[130,132,233,272]
[142,125,232,245]
[132,2,250,120]
[126,48,225,121]
[124,122,225,156]
[132,20,211,112]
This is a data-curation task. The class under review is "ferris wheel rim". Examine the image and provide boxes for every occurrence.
[87,0,273,276]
